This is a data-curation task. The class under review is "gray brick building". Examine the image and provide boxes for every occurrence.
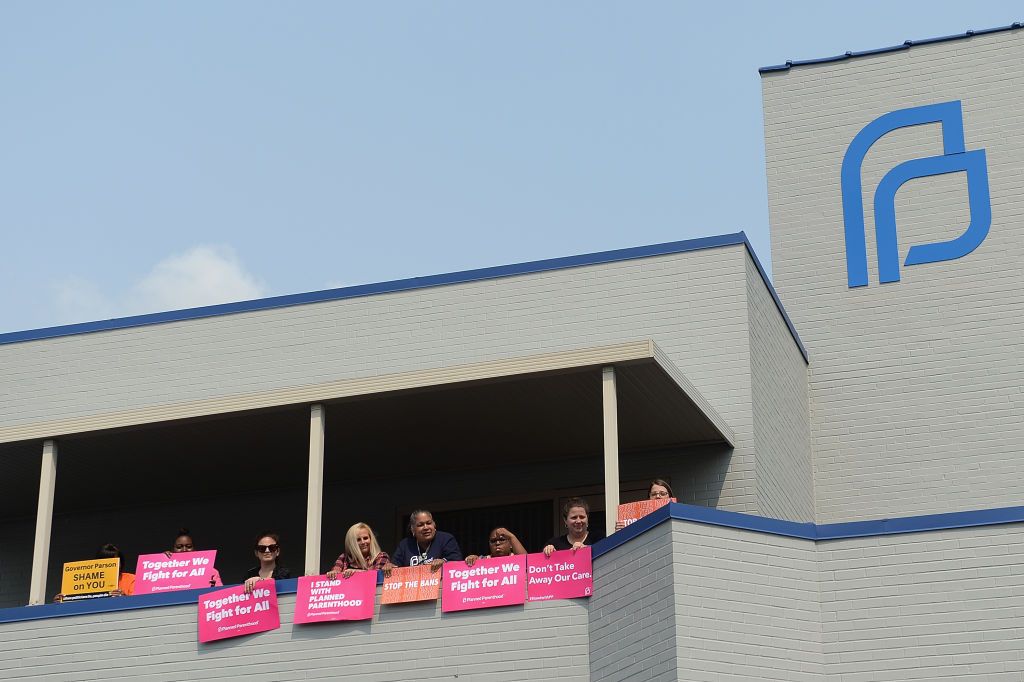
[2,24,1022,681]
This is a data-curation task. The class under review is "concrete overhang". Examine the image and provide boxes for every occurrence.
[0,340,734,515]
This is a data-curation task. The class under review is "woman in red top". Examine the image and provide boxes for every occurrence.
[327,522,389,579]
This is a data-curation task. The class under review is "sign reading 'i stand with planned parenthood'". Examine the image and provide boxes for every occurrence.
[294,571,377,624]
[198,582,280,643]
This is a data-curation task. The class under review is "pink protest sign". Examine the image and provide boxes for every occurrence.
[294,572,377,624]
[442,555,526,613]
[526,548,593,601]
[135,551,219,595]
[198,582,280,643]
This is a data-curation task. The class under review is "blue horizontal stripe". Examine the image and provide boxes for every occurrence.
[0,230,808,364]
[760,22,1023,73]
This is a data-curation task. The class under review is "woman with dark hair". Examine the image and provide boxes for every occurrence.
[97,543,136,596]
[166,527,222,587]
[383,509,462,575]
[614,479,675,531]
[464,527,527,566]
[543,497,603,557]
[243,531,291,593]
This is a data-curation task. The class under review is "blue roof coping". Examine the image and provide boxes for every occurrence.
[760,21,1022,73]
[0,232,809,363]
[3,502,1023,624]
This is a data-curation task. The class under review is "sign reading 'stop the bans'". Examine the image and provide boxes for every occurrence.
[381,565,441,604]
[60,558,120,601]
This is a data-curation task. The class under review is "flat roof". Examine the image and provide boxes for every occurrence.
[0,232,807,362]
[760,21,1022,73]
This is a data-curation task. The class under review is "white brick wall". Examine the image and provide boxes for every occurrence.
[819,523,1024,681]
[671,519,823,681]
[762,31,1024,522]
[1,244,805,518]
[746,255,814,522]
[0,587,590,681]
[5,512,1024,680]
[589,521,677,681]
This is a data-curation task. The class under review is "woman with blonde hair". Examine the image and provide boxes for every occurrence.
[327,523,390,579]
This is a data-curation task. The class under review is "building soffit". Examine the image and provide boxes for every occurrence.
[0,340,735,448]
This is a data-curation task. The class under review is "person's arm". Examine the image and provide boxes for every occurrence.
[494,528,527,555]
[326,554,346,580]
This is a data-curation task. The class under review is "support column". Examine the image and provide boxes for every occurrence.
[305,404,325,576]
[29,440,58,605]
[602,366,620,537]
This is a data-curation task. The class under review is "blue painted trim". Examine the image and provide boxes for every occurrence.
[0,578,299,624]
[759,22,1022,73]
[0,232,807,363]
[739,238,808,363]
[816,506,1024,540]
[3,504,1024,624]
[593,501,1024,555]
[0,233,748,346]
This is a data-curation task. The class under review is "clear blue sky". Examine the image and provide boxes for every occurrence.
[2,2,1020,333]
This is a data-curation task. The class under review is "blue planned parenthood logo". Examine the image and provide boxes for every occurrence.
[840,100,991,288]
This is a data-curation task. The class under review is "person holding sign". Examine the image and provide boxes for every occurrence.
[384,510,462,574]
[543,498,603,557]
[464,527,527,566]
[326,522,390,578]
[54,543,135,602]
[243,531,291,593]
[614,479,675,531]
[165,528,222,587]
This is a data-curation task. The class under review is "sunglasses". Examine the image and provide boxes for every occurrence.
[255,544,279,553]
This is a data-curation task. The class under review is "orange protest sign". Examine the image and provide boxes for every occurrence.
[61,558,120,600]
[381,565,441,605]
[616,497,675,528]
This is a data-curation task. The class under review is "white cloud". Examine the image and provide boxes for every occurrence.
[130,246,266,313]
[51,245,267,325]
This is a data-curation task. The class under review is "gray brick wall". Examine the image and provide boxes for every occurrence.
[589,521,677,681]
[746,255,814,522]
[819,522,1024,680]
[671,519,823,681]
[1,245,804,518]
[5,512,1024,680]
[0,587,590,681]
[762,31,1024,522]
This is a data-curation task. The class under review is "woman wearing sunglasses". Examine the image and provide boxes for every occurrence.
[243,531,291,593]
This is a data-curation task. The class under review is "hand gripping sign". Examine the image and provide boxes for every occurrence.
[526,548,593,602]
[134,550,218,595]
[381,565,441,605]
[442,555,525,613]
[294,571,376,624]
[198,582,280,643]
